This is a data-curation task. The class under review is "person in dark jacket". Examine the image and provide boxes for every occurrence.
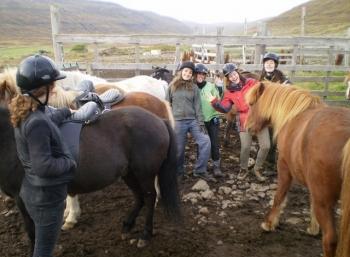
[259,52,291,84]
[166,61,214,182]
[206,63,270,182]
[9,55,76,257]
[259,52,291,170]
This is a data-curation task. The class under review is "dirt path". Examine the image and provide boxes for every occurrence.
[0,123,323,257]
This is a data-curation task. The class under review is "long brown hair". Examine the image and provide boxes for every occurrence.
[9,84,53,127]
[169,72,193,93]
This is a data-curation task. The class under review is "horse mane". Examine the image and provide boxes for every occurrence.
[246,82,324,138]
[0,68,20,100]
[49,86,79,108]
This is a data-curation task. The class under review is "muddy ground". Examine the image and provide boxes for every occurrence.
[0,123,323,257]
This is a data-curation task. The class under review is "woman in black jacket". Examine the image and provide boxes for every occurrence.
[9,55,76,257]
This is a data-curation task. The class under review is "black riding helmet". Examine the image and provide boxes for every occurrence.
[179,61,195,72]
[263,52,280,67]
[195,63,209,74]
[222,63,238,77]
[16,54,66,92]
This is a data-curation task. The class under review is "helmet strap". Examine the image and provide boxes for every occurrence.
[27,85,50,106]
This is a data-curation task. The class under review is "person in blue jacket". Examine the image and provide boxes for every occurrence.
[9,55,76,257]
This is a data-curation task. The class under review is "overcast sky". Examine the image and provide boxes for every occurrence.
[101,0,310,24]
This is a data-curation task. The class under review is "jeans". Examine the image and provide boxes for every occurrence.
[204,117,220,161]
[175,119,211,175]
[20,181,67,257]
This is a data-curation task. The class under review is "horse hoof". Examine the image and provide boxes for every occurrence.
[307,226,319,236]
[62,222,75,231]
[261,222,273,231]
[137,239,149,248]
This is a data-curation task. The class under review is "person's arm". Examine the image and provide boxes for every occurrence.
[193,86,205,124]
[26,119,76,178]
[46,106,72,126]
[207,91,233,113]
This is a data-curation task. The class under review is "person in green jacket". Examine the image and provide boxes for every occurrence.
[195,63,223,177]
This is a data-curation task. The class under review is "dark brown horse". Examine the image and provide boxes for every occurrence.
[245,82,350,257]
[0,105,181,254]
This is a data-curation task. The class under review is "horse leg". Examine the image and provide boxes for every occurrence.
[16,196,35,255]
[62,195,81,230]
[137,176,157,248]
[121,173,144,240]
[261,160,292,231]
[310,194,337,257]
[307,202,320,235]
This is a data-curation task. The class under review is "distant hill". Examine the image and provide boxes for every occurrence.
[266,0,350,36]
[184,0,350,36]
[0,0,191,42]
[0,0,349,44]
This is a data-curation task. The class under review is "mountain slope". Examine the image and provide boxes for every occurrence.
[267,0,350,36]
[0,0,191,42]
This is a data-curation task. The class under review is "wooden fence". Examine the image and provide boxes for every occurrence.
[50,6,350,105]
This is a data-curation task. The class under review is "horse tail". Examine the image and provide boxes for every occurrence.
[157,120,182,222]
[336,138,350,257]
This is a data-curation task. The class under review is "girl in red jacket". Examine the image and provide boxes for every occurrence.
[207,63,270,182]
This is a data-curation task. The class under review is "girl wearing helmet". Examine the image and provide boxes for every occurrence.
[10,55,76,257]
[166,61,214,182]
[260,53,291,171]
[207,63,270,182]
[259,52,291,84]
[195,63,223,178]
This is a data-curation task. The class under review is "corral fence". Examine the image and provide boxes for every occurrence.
[50,6,350,105]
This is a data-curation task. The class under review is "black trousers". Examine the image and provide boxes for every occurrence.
[205,117,220,161]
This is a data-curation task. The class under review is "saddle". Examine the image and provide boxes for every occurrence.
[74,80,125,112]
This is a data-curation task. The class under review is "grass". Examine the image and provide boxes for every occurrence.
[0,44,54,68]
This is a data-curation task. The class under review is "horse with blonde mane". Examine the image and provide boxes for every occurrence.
[336,140,350,257]
[245,82,350,257]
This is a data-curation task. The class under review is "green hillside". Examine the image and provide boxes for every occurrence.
[267,0,350,36]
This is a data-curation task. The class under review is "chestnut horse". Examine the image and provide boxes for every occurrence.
[336,140,350,257]
[245,82,350,257]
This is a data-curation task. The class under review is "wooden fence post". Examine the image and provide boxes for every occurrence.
[50,5,64,65]
[216,27,224,66]
[345,28,350,67]
[254,22,267,64]
[134,43,140,76]
[174,43,181,74]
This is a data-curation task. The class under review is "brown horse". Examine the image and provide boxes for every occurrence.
[49,84,174,127]
[0,70,174,128]
[336,140,350,257]
[0,70,175,229]
[245,82,350,257]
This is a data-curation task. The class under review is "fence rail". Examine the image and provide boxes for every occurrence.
[50,6,350,105]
